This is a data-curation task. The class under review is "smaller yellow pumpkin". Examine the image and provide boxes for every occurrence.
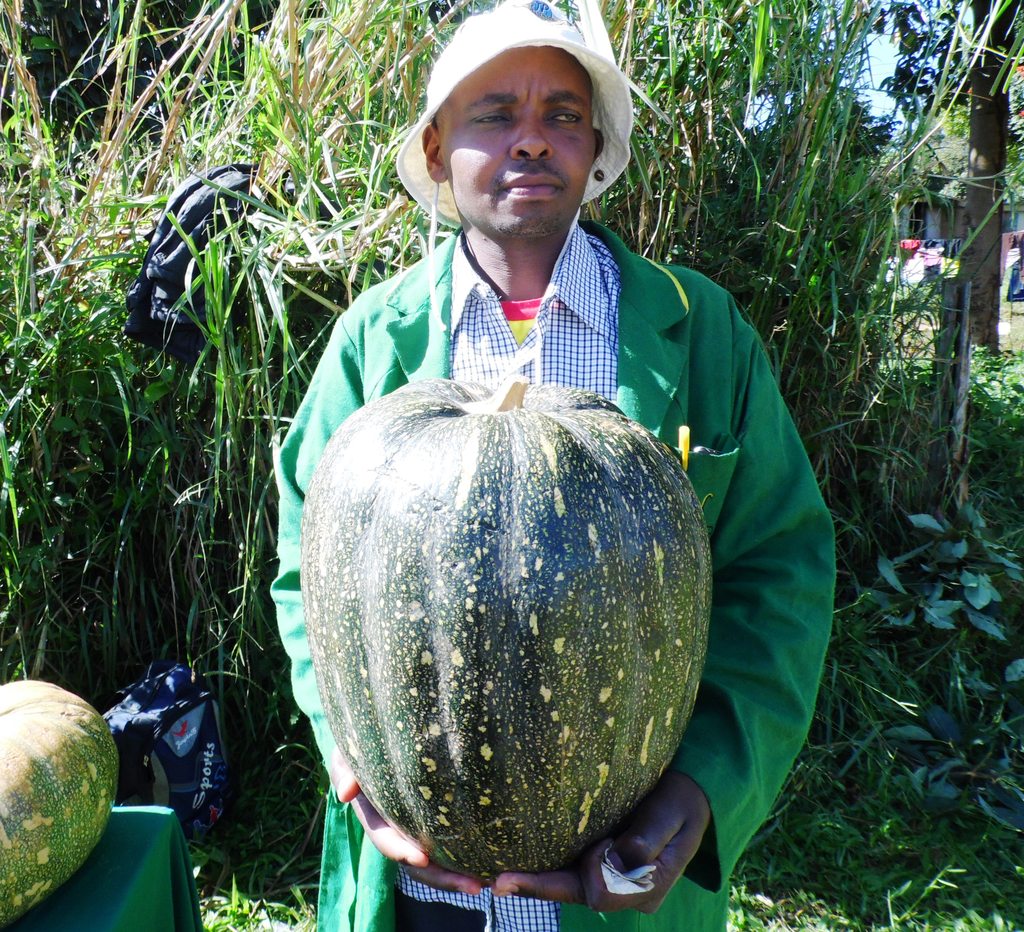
[0,680,118,928]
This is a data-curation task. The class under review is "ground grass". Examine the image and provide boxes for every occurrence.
[734,644,1024,930]
[192,737,322,931]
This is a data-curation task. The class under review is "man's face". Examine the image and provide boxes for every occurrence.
[422,46,601,247]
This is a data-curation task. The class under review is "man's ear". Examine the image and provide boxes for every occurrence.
[422,119,448,184]
[594,128,604,161]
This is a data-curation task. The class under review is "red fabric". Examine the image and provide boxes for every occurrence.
[500,297,543,321]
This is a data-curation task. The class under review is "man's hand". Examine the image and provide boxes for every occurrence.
[329,748,485,896]
[490,770,711,914]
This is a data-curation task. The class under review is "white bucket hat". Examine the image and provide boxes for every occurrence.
[397,0,634,226]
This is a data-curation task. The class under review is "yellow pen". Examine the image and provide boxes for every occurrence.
[678,425,690,471]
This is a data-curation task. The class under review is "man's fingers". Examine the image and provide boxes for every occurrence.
[329,748,361,802]
[492,869,584,904]
[404,863,485,896]
[612,771,709,869]
[341,780,485,897]
[573,837,659,913]
[613,824,678,870]
[349,792,430,868]
[655,809,711,880]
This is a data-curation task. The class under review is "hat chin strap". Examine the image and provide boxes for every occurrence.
[429,181,446,333]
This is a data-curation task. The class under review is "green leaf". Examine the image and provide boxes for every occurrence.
[866,587,892,609]
[996,555,1024,581]
[923,793,960,813]
[978,795,1024,831]
[961,571,999,610]
[925,706,962,744]
[883,610,915,628]
[144,381,173,403]
[925,610,954,630]
[935,539,968,562]
[885,725,934,742]
[1005,659,1024,683]
[966,609,1006,641]
[923,603,959,629]
[908,513,945,533]
[29,36,61,50]
[924,779,960,801]
[877,555,906,594]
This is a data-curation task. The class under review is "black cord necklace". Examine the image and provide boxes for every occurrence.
[461,233,509,302]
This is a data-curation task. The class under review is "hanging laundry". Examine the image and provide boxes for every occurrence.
[897,238,962,286]
[1008,265,1024,302]
[901,252,926,285]
[921,247,945,280]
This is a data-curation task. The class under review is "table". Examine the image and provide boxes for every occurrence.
[11,806,203,932]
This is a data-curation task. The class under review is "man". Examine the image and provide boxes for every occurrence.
[271,1,836,930]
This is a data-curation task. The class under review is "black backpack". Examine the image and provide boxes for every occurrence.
[104,661,230,839]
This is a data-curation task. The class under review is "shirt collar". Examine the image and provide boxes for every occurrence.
[551,222,617,341]
[450,222,616,339]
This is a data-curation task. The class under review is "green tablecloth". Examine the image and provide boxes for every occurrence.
[11,806,203,932]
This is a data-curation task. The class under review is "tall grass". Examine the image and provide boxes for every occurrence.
[2,0,1022,926]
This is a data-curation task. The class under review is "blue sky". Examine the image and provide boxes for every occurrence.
[863,33,901,117]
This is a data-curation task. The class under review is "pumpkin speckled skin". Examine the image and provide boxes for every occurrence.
[301,379,712,879]
[0,680,118,927]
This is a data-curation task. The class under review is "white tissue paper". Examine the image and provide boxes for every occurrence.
[600,848,657,894]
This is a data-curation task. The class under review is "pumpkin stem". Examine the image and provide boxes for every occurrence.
[463,377,529,415]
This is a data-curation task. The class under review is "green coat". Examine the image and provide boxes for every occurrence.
[271,222,836,931]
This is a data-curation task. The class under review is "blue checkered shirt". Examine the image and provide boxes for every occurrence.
[396,222,622,930]
[449,222,620,399]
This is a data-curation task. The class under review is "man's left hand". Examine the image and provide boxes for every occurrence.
[490,770,711,914]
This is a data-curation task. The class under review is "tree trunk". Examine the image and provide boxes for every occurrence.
[962,0,1013,351]
[928,281,972,513]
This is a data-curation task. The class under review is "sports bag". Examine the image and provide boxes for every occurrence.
[103,661,230,839]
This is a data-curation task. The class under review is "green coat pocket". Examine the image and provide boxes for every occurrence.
[684,439,739,535]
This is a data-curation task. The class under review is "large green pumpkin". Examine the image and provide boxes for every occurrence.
[301,378,712,878]
[0,680,118,927]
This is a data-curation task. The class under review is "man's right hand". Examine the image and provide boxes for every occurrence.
[329,747,486,896]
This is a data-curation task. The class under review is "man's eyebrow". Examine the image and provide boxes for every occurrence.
[466,92,519,110]
[545,90,588,107]
[465,89,589,110]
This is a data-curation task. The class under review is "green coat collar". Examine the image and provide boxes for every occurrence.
[383,233,457,383]
[381,222,691,438]
[587,221,690,439]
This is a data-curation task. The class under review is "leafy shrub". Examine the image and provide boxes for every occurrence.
[863,507,1024,830]
[968,349,1024,550]
[872,508,1022,641]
